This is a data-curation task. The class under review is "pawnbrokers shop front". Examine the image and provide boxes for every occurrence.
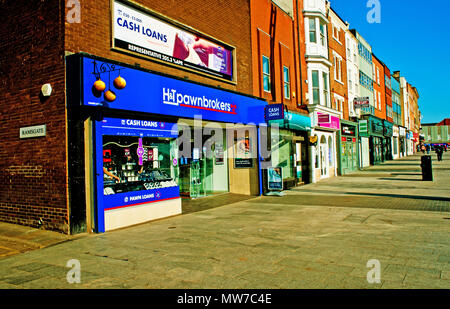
[67,54,267,232]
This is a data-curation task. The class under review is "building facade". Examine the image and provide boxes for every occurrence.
[1,0,272,233]
[304,0,340,183]
[250,0,311,190]
[351,29,373,168]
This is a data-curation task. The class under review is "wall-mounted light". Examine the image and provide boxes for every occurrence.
[41,84,52,97]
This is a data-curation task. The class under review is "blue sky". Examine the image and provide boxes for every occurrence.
[329,0,450,124]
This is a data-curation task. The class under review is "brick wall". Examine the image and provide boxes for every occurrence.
[0,0,68,232]
[65,0,254,95]
[327,13,348,120]
[372,55,386,120]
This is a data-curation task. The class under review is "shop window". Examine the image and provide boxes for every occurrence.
[328,136,334,166]
[102,135,178,196]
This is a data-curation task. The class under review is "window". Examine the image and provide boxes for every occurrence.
[378,91,381,109]
[283,66,290,99]
[309,18,316,43]
[333,26,339,42]
[312,70,320,104]
[348,68,353,91]
[334,55,342,82]
[346,39,350,57]
[359,71,373,92]
[376,68,380,85]
[358,42,372,64]
[320,22,326,46]
[323,72,330,107]
[385,75,391,89]
[374,89,378,108]
[262,56,271,92]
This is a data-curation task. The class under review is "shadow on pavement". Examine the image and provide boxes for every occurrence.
[378,178,421,182]
[291,188,450,202]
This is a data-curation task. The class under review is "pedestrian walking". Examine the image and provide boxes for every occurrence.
[426,144,430,154]
[436,145,443,161]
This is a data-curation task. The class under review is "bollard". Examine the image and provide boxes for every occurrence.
[420,155,433,181]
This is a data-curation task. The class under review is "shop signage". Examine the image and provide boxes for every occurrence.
[267,167,283,191]
[341,124,356,137]
[318,114,330,123]
[353,97,370,109]
[234,137,253,168]
[80,56,266,125]
[265,104,284,121]
[371,119,384,136]
[234,158,253,168]
[317,112,340,130]
[393,126,399,137]
[359,120,368,133]
[101,118,178,138]
[112,0,234,81]
[19,124,46,139]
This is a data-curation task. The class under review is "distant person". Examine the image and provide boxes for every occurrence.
[435,146,443,161]
[426,144,430,154]
[421,144,425,154]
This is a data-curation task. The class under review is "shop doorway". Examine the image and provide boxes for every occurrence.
[320,136,328,177]
[179,127,228,199]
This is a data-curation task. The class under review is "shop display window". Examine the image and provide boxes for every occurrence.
[102,135,179,195]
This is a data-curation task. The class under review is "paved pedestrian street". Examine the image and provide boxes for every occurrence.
[0,153,449,289]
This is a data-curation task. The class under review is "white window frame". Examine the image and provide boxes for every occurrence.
[309,18,317,43]
[262,55,271,93]
[283,66,290,99]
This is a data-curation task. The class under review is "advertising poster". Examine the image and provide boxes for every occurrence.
[112,0,233,81]
[234,137,253,168]
[267,167,283,191]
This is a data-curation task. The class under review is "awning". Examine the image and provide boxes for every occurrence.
[268,111,311,131]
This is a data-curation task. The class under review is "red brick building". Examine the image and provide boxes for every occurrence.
[250,0,311,189]
[372,54,386,120]
[327,6,348,120]
[1,0,266,233]
[250,0,308,111]
[383,63,393,123]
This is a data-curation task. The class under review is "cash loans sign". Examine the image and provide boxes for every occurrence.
[112,0,234,81]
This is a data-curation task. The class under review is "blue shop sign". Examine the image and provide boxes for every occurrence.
[268,111,311,131]
[265,104,284,121]
[80,56,267,125]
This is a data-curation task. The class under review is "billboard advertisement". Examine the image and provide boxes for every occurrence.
[112,0,234,81]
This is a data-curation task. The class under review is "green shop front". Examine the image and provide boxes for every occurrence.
[338,120,359,175]
[363,116,385,165]
[264,109,311,192]
[383,120,393,161]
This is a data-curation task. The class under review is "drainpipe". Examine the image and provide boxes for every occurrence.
[295,0,304,106]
